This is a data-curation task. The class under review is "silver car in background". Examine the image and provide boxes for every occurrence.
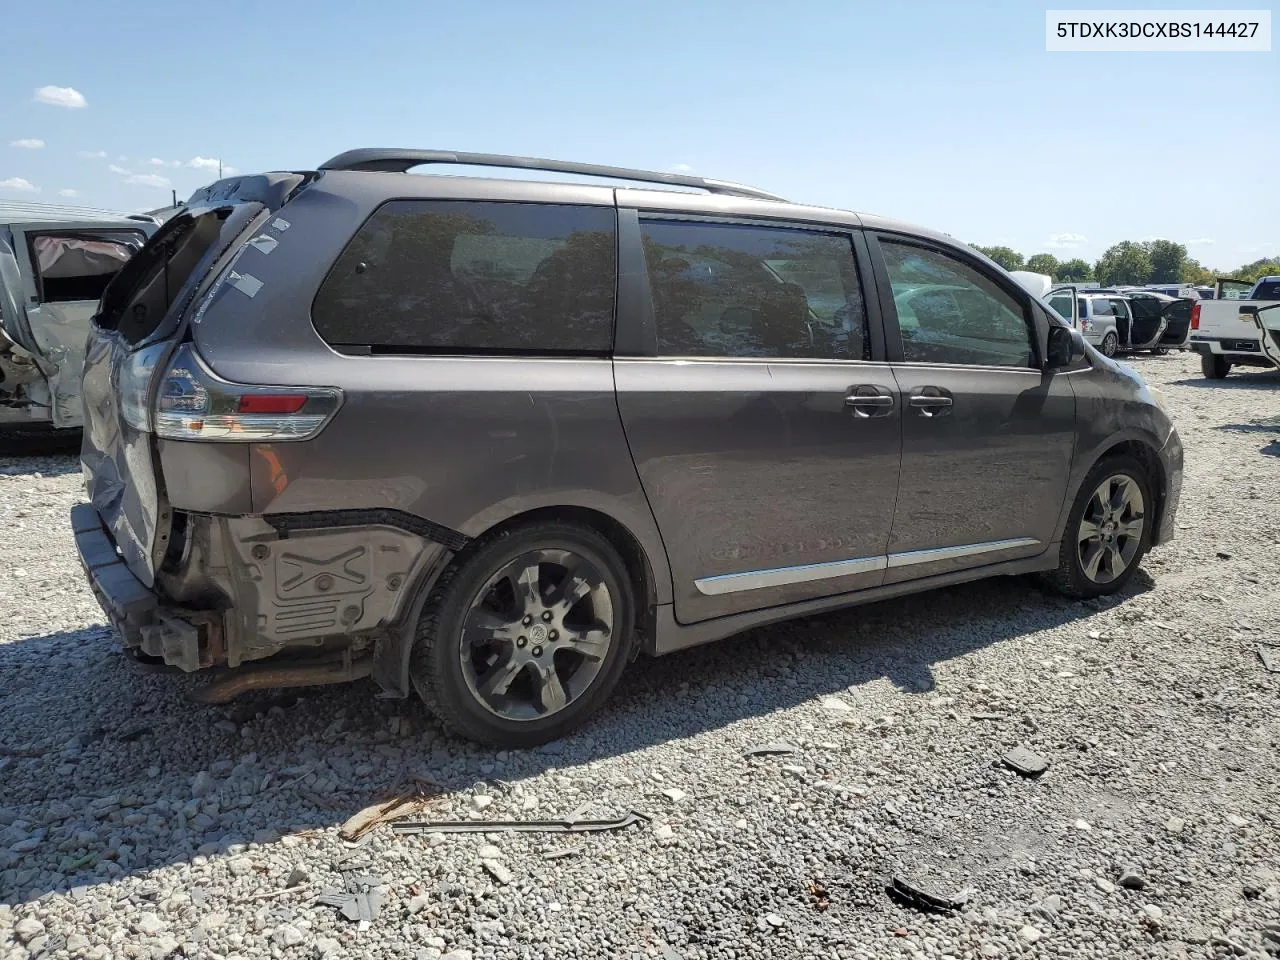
[0,201,156,435]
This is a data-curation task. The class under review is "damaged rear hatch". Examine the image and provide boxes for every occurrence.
[81,174,310,587]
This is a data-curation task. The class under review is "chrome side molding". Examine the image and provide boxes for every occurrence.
[694,538,1041,596]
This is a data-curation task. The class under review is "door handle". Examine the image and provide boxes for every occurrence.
[908,387,953,417]
[844,385,895,418]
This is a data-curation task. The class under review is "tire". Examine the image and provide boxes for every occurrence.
[410,521,636,748]
[1043,456,1154,599]
[1200,353,1232,379]
[1100,332,1118,357]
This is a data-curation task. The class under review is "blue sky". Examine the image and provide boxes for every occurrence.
[1,0,1275,270]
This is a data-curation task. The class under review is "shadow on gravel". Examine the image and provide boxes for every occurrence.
[0,569,1149,904]
[1216,419,1280,457]
[1169,370,1279,390]
[0,428,81,461]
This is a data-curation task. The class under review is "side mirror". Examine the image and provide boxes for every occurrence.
[1046,325,1086,368]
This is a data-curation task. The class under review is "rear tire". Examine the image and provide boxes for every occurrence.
[410,521,636,748]
[1200,353,1232,379]
[1043,456,1154,600]
[1100,332,1118,357]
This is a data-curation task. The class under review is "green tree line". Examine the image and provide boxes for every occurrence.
[969,240,1280,288]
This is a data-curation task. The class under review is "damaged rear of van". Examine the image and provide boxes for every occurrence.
[0,201,156,433]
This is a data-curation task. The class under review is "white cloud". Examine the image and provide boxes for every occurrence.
[186,156,236,175]
[58,188,78,198]
[33,85,87,109]
[108,164,130,175]
[126,173,172,189]
[148,157,181,167]
[10,138,44,149]
[0,177,39,193]
[1188,237,1215,245]
[671,163,694,173]
[78,149,107,159]
[1045,232,1087,249]
[116,155,128,162]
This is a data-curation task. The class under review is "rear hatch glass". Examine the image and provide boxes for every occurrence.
[81,200,273,586]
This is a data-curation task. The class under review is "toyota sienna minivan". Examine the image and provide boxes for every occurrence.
[72,149,1182,746]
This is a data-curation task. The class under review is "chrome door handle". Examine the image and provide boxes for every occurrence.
[844,385,895,418]
[908,389,953,417]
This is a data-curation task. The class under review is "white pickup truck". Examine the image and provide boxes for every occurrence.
[1189,275,1280,378]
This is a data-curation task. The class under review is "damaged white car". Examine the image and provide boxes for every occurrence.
[0,201,157,433]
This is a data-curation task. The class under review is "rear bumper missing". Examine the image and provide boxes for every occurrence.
[71,502,223,671]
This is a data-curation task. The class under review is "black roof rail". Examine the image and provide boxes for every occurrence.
[317,148,786,202]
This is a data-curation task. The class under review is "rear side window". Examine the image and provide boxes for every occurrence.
[639,219,867,360]
[313,201,616,354]
[1253,280,1280,301]
[1091,298,1114,316]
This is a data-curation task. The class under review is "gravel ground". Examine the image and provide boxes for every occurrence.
[2,351,1279,960]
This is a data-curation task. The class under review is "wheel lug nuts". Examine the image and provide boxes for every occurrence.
[522,615,533,626]
[549,630,558,641]
[517,637,527,648]
[542,611,553,622]
[532,646,543,657]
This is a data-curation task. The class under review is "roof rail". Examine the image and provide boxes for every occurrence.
[317,148,786,202]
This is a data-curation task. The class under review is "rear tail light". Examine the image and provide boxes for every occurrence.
[1191,303,1201,330]
[151,343,341,442]
[1081,317,1091,331]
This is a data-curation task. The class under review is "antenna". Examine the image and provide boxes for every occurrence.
[218,159,223,179]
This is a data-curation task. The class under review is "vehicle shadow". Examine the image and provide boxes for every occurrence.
[1169,370,1279,389]
[0,432,81,462]
[1216,419,1280,457]
[0,451,80,477]
[0,570,1149,905]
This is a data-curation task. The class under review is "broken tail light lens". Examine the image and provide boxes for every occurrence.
[153,343,341,442]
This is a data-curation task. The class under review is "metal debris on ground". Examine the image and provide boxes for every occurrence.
[339,777,442,841]
[315,888,384,923]
[392,810,651,836]
[540,846,580,860]
[1256,644,1280,673]
[889,874,974,913]
[743,741,799,757]
[1001,745,1050,777]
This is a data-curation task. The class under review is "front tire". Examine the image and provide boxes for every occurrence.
[1200,353,1232,379]
[1100,332,1118,357]
[410,521,636,748]
[1043,457,1153,599]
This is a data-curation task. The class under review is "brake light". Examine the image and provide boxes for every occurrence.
[1191,303,1201,330]
[152,343,341,441]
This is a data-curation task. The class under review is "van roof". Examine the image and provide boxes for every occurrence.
[0,199,156,227]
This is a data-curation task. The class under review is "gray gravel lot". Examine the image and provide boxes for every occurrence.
[1,351,1278,960]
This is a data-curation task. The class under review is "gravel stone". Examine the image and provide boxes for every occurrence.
[1118,864,1146,889]
[2,354,1278,960]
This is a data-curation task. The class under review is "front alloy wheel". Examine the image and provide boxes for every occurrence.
[1077,474,1145,584]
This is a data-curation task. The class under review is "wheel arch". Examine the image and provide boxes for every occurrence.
[1061,436,1169,547]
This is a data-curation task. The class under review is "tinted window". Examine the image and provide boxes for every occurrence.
[881,241,1033,367]
[1047,294,1072,321]
[314,201,616,353]
[639,219,867,360]
[1091,298,1114,316]
[1253,280,1280,301]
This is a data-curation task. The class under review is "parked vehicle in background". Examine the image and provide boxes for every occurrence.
[1189,276,1280,378]
[1046,288,1191,356]
[1144,283,1201,299]
[1048,289,1121,356]
[0,201,157,433]
[71,149,1182,746]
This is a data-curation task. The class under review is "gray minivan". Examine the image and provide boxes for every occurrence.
[72,150,1183,746]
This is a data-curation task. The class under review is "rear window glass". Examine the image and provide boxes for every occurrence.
[313,200,616,354]
[1091,299,1113,316]
[30,232,144,303]
[1253,280,1280,301]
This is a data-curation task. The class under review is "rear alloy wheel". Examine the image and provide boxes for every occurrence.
[1201,352,1232,379]
[1044,457,1153,599]
[1100,332,1118,357]
[410,523,635,747]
